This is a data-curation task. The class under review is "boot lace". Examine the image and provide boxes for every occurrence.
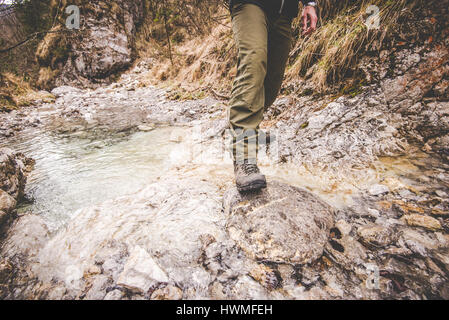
[242,162,259,175]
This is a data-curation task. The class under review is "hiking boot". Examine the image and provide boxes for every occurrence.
[234,159,267,193]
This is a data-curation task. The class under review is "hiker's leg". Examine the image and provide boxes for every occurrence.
[228,3,268,161]
[264,15,292,108]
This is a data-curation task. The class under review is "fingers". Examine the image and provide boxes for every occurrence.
[302,7,318,36]
[310,14,318,32]
[302,12,308,33]
[302,14,318,35]
[302,14,312,35]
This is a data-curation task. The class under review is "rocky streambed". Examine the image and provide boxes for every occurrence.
[1,57,449,300]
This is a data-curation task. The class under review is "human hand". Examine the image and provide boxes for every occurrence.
[302,5,318,36]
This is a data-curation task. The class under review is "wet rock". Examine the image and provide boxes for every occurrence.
[24,174,225,299]
[150,285,183,300]
[367,208,381,219]
[398,189,416,200]
[0,189,16,213]
[224,181,334,264]
[92,241,129,284]
[0,214,50,299]
[117,246,169,294]
[0,148,33,200]
[199,239,245,283]
[402,214,442,231]
[434,79,449,97]
[208,281,228,299]
[276,264,295,287]
[85,265,102,277]
[2,214,49,260]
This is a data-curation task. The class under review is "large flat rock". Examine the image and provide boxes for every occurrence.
[223,181,334,264]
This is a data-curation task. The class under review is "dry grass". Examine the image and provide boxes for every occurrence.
[287,0,417,92]
[137,5,235,98]
[0,72,55,111]
[138,0,423,97]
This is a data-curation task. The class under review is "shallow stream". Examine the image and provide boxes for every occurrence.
[2,122,445,232]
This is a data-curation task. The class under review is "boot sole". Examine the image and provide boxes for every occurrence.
[237,181,267,193]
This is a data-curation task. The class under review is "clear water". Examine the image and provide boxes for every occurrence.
[1,127,188,230]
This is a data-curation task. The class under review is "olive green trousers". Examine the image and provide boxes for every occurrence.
[228,3,292,161]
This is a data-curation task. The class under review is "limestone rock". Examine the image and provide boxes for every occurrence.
[45,286,67,300]
[0,189,16,213]
[36,1,145,88]
[104,289,125,300]
[368,184,390,196]
[434,252,449,274]
[223,181,334,264]
[249,264,280,290]
[402,214,442,231]
[21,175,225,299]
[399,229,439,257]
[84,275,112,300]
[326,234,368,269]
[51,86,81,97]
[0,214,50,300]
[357,224,398,247]
[0,148,33,200]
[150,285,183,300]
[1,215,49,259]
[229,275,269,300]
[335,220,352,236]
[117,246,168,294]
[0,259,13,284]
[0,211,7,226]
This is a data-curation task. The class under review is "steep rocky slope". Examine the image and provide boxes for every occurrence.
[36,0,145,89]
